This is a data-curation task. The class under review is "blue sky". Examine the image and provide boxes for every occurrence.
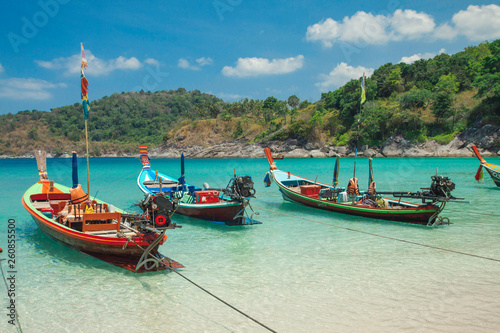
[0,0,499,115]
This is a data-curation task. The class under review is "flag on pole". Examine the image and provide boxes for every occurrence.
[360,72,366,104]
[81,70,89,96]
[332,155,339,187]
[81,43,90,120]
[474,165,483,181]
[81,42,88,68]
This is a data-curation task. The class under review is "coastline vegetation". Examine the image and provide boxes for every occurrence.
[0,39,498,156]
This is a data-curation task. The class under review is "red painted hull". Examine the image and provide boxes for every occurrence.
[29,211,148,258]
[22,181,174,272]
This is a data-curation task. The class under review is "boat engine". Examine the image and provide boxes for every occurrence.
[224,175,256,200]
[428,175,456,198]
[137,194,178,229]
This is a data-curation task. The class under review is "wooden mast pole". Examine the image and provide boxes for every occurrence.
[85,119,90,196]
[81,42,90,197]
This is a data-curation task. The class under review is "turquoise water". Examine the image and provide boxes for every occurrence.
[1,156,500,332]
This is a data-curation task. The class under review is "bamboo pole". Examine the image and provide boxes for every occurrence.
[85,119,90,196]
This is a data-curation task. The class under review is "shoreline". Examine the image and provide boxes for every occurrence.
[3,123,498,159]
[2,140,498,159]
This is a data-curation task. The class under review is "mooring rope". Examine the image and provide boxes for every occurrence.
[0,259,23,333]
[169,269,277,333]
[254,206,500,263]
[445,208,500,218]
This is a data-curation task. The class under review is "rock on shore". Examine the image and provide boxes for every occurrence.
[2,125,498,159]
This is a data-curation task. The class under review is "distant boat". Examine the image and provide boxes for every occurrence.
[263,148,465,226]
[137,146,259,225]
[22,151,181,272]
[272,153,284,160]
[472,145,500,186]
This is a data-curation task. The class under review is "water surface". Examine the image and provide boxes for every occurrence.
[1,156,499,332]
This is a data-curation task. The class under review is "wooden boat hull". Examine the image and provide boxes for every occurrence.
[22,181,163,260]
[483,164,500,186]
[269,169,439,225]
[138,167,249,225]
[472,145,500,187]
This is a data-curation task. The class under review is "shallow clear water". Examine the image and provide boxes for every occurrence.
[1,156,500,332]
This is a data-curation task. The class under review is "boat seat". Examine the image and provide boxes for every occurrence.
[32,201,52,210]
[82,212,121,232]
[143,180,178,186]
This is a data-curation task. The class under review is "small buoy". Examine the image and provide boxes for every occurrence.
[203,182,209,189]
[0,247,3,253]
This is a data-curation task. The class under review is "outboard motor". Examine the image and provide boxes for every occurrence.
[137,194,178,229]
[224,175,256,200]
[428,175,456,198]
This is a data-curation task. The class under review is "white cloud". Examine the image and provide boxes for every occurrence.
[306,12,389,47]
[452,4,500,41]
[306,6,500,46]
[391,9,435,40]
[316,62,373,91]
[178,58,194,70]
[339,11,390,44]
[196,57,213,66]
[36,50,144,76]
[433,23,458,40]
[222,55,304,77]
[144,58,160,66]
[305,18,341,47]
[0,63,4,74]
[178,57,213,70]
[399,48,446,64]
[0,78,66,100]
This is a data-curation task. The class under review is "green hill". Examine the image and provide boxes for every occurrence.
[0,39,498,156]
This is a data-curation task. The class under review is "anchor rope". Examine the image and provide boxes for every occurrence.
[169,269,277,333]
[445,208,500,218]
[254,206,500,263]
[0,259,23,333]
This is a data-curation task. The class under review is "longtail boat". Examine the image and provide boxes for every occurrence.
[22,151,182,272]
[22,44,182,272]
[137,146,259,225]
[263,148,466,226]
[472,145,500,186]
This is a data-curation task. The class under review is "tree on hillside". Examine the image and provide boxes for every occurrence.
[434,73,459,96]
[465,41,492,81]
[400,88,434,110]
[298,100,311,110]
[427,53,452,85]
[474,39,500,100]
[287,95,299,109]
[371,63,396,97]
[287,95,300,123]
[275,100,288,125]
[262,96,278,123]
[388,66,404,94]
[433,74,459,124]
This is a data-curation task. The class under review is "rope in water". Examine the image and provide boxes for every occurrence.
[445,208,500,218]
[254,206,500,263]
[0,259,23,333]
[170,269,277,333]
